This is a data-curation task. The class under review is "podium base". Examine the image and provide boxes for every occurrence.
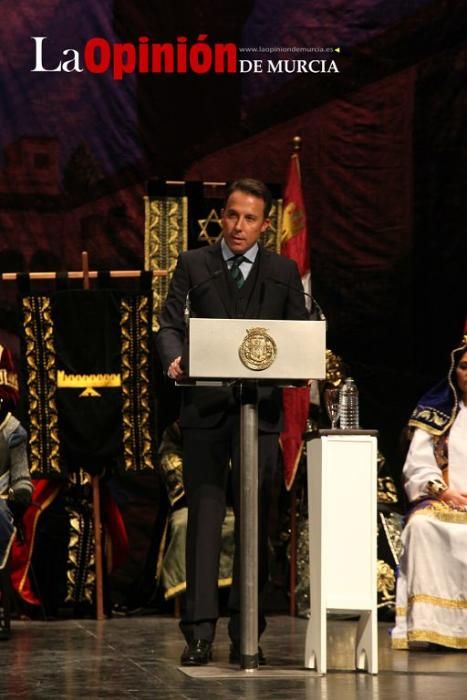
[178,664,323,679]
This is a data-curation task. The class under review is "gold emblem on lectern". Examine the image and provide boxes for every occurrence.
[239,327,277,371]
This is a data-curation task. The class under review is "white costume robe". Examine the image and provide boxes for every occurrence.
[392,402,467,648]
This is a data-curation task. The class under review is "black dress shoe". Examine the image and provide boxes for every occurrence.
[180,639,212,666]
[229,642,266,665]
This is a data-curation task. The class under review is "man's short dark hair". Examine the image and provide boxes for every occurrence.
[224,178,272,218]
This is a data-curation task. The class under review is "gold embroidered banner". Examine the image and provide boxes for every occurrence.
[21,290,154,476]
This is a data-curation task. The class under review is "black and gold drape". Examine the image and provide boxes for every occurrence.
[21,289,154,477]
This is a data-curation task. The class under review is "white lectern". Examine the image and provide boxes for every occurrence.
[304,430,378,675]
[185,317,326,670]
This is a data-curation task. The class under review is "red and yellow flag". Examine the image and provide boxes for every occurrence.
[280,149,311,490]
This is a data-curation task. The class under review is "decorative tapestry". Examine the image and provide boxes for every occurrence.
[21,289,154,477]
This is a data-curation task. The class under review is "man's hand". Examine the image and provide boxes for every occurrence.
[167,356,186,381]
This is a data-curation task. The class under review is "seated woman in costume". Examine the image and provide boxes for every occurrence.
[392,328,467,649]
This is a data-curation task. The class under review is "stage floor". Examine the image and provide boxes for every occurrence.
[1,614,466,699]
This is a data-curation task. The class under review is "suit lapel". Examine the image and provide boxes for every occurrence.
[205,243,231,317]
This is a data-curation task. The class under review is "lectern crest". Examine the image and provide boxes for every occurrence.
[238,327,277,371]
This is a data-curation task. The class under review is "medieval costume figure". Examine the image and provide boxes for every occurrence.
[157,421,235,602]
[0,344,32,571]
[0,344,32,639]
[0,414,32,570]
[392,328,467,649]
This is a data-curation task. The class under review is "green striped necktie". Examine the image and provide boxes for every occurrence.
[229,255,247,288]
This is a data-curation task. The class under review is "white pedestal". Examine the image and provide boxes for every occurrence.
[304,432,378,674]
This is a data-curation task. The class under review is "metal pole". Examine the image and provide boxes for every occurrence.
[240,381,259,671]
[289,486,297,617]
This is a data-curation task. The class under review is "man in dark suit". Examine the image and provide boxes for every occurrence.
[156,178,309,666]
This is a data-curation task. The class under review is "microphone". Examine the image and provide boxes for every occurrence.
[265,278,326,321]
[184,269,223,327]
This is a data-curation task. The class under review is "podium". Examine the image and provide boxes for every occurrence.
[185,317,326,670]
[304,430,378,674]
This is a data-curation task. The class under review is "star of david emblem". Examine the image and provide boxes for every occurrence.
[198,209,223,244]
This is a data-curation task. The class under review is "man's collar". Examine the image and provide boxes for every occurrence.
[221,239,259,262]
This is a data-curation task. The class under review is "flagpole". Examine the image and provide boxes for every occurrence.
[287,135,301,619]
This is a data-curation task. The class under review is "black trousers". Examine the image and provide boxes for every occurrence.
[179,413,279,643]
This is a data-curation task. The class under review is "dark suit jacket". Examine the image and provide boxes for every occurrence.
[156,242,309,432]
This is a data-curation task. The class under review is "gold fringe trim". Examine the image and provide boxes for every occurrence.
[57,370,121,388]
[165,577,232,600]
[391,638,409,650]
[411,502,467,524]
[408,593,467,609]
[408,629,467,649]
